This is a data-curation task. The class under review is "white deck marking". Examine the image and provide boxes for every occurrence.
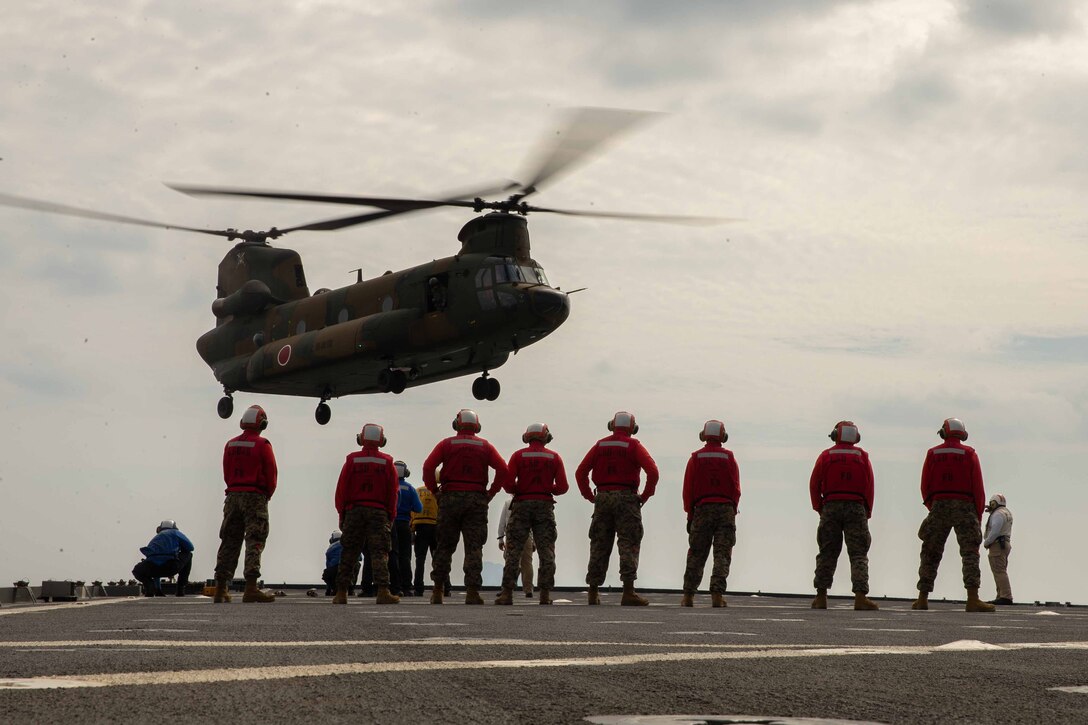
[0,678,106,689]
[0,638,815,650]
[935,640,1006,651]
[597,621,662,624]
[1050,686,1088,694]
[668,631,758,636]
[0,599,134,617]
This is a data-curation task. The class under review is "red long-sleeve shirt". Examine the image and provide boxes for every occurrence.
[682,442,741,515]
[505,441,570,501]
[223,430,278,499]
[920,438,986,519]
[334,445,398,521]
[422,433,510,496]
[575,432,659,504]
[809,442,875,517]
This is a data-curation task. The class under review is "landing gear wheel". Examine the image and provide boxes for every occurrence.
[471,377,488,401]
[485,377,501,401]
[315,403,331,426]
[217,396,234,419]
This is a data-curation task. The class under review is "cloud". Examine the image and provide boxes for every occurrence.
[959,0,1083,38]
[1003,333,1088,362]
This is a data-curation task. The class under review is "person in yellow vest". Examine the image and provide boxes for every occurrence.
[411,478,450,597]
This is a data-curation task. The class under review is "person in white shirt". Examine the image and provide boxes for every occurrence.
[497,499,535,597]
[983,493,1014,605]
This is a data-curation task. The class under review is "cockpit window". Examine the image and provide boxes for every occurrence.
[488,258,549,288]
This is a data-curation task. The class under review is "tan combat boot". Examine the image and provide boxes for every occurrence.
[811,589,828,609]
[539,588,552,605]
[911,591,929,610]
[620,581,649,606]
[680,591,694,608]
[430,584,444,605]
[332,588,347,605]
[965,588,996,613]
[212,577,232,603]
[376,587,401,605]
[465,587,484,605]
[711,592,727,608]
[854,592,879,610]
[494,587,514,605]
[242,578,275,603]
[587,585,601,605]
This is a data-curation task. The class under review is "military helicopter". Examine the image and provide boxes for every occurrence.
[0,108,724,424]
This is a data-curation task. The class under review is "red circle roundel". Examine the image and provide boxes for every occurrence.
[277,344,292,367]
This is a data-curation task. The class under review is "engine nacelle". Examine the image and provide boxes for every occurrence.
[212,279,274,319]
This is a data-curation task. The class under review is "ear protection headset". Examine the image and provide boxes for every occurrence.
[699,420,728,443]
[522,422,553,444]
[607,411,638,434]
[829,420,860,444]
[394,460,410,479]
[240,405,268,431]
[329,530,342,544]
[357,423,387,447]
[939,417,968,441]
[452,409,481,433]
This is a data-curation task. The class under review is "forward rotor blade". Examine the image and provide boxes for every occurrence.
[525,204,738,226]
[516,107,660,198]
[0,192,236,239]
[279,198,481,233]
[166,181,514,211]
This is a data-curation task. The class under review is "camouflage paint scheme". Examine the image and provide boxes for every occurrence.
[197,214,570,399]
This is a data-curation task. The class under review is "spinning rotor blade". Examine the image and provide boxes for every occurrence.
[0,192,238,239]
[525,204,737,226]
[514,107,659,198]
[166,181,514,212]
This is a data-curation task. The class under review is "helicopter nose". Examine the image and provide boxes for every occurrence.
[529,288,570,326]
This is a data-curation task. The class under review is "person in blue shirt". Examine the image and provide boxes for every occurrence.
[132,520,195,597]
[393,461,423,596]
[322,530,361,596]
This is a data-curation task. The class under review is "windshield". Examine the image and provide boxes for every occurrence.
[495,262,548,287]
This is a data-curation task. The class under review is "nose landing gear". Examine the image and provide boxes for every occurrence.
[315,388,333,425]
[217,392,234,419]
[471,373,501,401]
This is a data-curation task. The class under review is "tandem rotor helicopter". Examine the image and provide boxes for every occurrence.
[0,108,725,424]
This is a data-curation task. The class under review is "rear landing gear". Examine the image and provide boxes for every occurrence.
[217,394,234,419]
[471,374,500,402]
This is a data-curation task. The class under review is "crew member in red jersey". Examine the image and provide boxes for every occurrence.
[422,409,510,605]
[576,411,659,606]
[214,404,278,604]
[680,420,740,608]
[332,423,400,605]
[494,423,569,606]
[808,421,878,611]
[912,418,995,613]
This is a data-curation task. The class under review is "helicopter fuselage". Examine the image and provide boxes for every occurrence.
[197,214,570,402]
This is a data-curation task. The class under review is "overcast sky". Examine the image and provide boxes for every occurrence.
[2,1,1086,604]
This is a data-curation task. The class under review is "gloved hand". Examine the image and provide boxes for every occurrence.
[498,539,506,552]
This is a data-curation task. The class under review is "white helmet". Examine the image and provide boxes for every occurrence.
[329,530,342,544]
[394,460,410,479]
[356,423,387,447]
[699,420,728,443]
[157,520,177,532]
[988,493,1006,508]
[608,411,638,434]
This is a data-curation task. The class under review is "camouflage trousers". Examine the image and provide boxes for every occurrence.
[917,499,982,592]
[431,491,488,589]
[586,490,643,586]
[683,503,736,594]
[502,500,558,591]
[338,506,391,591]
[214,492,270,581]
[813,500,871,594]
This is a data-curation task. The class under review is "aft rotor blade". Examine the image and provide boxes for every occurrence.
[526,203,737,226]
[516,107,659,198]
[279,199,481,233]
[0,192,237,239]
